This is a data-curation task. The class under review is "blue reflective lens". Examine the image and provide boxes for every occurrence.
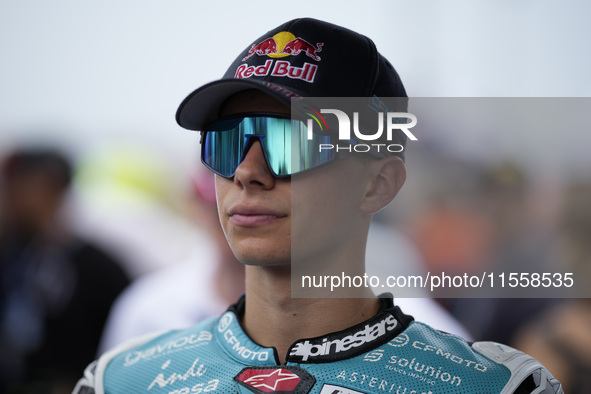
[201,114,335,178]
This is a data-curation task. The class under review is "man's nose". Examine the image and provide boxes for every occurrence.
[233,139,275,188]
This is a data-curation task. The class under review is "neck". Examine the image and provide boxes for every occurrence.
[242,265,379,364]
[214,245,245,304]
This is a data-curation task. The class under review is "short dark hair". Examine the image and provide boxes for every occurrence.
[1,148,72,191]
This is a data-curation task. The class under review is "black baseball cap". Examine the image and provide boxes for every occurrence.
[176,17,407,131]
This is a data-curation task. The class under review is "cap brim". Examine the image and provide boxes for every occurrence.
[176,79,304,131]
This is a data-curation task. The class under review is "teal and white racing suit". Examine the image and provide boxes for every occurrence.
[73,295,562,394]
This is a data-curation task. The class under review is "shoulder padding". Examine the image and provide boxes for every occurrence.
[472,341,563,394]
[72,330,166,394]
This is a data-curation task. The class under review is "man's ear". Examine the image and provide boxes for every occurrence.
[360,156,406,214]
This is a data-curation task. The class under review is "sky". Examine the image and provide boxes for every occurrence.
[1,0,590,177]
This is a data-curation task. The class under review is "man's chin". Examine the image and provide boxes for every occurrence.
[235,252,292,272]
[240,258,291,270]
[229,238,291,266]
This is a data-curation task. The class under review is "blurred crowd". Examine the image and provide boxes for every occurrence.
[390,148,591,393]
[0,149,129,393]
[0,142,589,393]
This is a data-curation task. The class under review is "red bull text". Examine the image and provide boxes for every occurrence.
[235,60,318,83]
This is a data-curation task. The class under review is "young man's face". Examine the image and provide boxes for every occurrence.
[213,90,292,267]
[213,90,381,269]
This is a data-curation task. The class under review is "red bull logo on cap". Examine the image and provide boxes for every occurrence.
[242,31,323,61]
[235,31,323,83]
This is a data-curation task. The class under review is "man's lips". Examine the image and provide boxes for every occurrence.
[228,205,287,226]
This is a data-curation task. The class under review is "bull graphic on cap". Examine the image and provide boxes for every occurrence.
[242,36,323,61]
[280,38,323,61]
[242,38,278,61]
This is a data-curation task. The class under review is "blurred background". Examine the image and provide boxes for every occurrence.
[1,0,590,393]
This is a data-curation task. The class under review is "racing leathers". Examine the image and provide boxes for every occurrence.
[73,295,563,394]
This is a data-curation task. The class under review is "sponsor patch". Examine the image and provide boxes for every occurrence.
[288,314,400,362]
[242,31,323,61]
[234,366,315,394]
[235,60,318,83]
[123,331,211,367]
[236,31,323,84]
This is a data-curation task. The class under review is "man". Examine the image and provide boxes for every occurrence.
[74,18,562,393]
[0,148,130,393]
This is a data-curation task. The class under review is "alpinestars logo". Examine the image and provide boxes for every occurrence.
[242,369,299,391]
[235,366,315,394]
[289,314,398,362]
